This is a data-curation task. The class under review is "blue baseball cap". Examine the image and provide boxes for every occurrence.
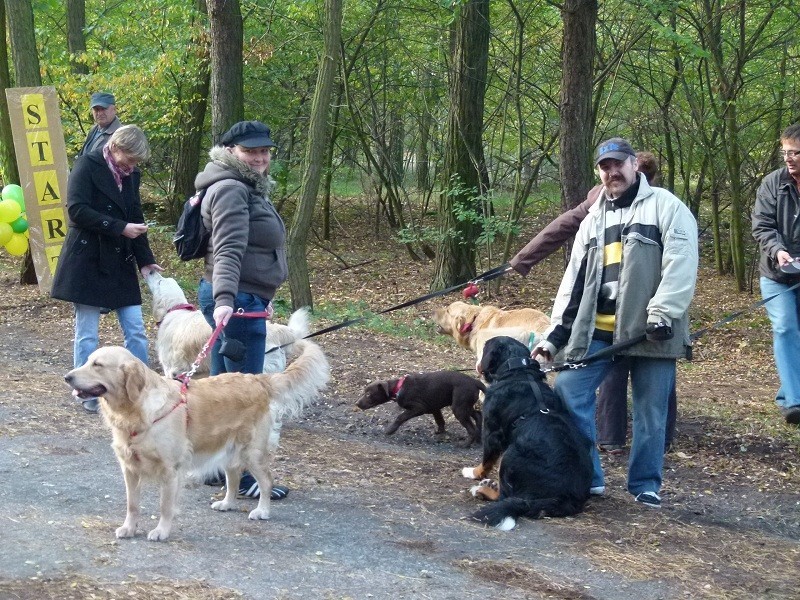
[595,137,636,165]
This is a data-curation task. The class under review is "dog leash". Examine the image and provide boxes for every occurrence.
[540,279,800,372]
[177,308,274,388]
[303,263,513,340]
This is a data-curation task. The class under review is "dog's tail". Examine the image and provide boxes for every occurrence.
[267,338,330,421]
[471,496,582,531]
[287,307,311,338]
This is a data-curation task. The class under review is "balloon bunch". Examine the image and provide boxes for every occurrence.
[0,184,29,256]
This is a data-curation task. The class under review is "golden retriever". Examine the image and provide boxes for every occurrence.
[144,271,308,378]
[432,300,550,362]
[64,340,329,541]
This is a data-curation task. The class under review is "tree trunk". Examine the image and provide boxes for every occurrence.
[0,1,20,186]
[169,5,210,223]
[431,0,490,290]
[558,0,597,211]
[286,0,343,310]
[66,0,88,75]
[207,0,243,142]
[6,0,42,285]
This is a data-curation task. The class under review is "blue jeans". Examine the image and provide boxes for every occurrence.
[198,278,268,375]
[554,339,675,496]
[73,303,149,369]
[760,277,800,409]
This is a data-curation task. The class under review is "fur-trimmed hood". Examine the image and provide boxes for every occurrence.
[194,146,275,196]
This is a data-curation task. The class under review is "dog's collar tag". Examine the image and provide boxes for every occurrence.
[503,357,530,371]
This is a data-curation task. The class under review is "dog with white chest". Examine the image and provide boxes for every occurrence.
[64,340,329,541]
[463,336,592,530]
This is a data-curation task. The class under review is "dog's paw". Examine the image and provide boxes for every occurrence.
[115,523,137,539]
[248,507,271,520]
[146,526,171,542]
[211,499,236,512]
[462,466,480,479]
[470,479,499,501]
[495,516,517,531]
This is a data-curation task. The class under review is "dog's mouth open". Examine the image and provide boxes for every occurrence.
[70,384,107,399]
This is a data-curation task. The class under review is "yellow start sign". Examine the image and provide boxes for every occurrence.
[5,86,70,293]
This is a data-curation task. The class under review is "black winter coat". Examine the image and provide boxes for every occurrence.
[50,150,155,309]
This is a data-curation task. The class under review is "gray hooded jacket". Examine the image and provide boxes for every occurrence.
[195,147,288,310]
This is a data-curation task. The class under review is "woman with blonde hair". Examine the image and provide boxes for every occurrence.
[52,124,162,413]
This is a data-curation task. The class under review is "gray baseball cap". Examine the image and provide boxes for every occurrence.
[90,92,115,108]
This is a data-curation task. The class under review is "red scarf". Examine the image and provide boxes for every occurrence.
[103,144,134,191]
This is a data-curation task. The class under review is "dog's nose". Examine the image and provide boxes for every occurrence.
[65,373,73,384]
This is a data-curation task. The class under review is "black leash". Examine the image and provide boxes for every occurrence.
[688,280,800,341]
[268,261,799,365]
[303,263,512,340]
[542,335,647,373]
[542,279,800,372]
[264,264,512,354]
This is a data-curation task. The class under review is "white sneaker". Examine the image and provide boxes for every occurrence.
[589,486,605,496]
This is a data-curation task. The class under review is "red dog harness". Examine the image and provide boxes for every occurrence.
[156,303,197,327]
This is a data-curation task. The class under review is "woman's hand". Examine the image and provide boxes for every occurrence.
[140,264,164,277]
[214,306,233,327]
[123,223,148,238]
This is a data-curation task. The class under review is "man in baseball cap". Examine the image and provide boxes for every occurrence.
[533,134,698,509]
[78,91,122,157]
[594,137,636,164]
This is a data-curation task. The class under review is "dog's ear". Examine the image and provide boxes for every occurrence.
[379,381,391,398]
[121,360,147,403]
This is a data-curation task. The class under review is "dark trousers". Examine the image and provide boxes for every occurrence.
[596,356,677,448]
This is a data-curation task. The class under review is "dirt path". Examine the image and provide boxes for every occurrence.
[0,296,798,599]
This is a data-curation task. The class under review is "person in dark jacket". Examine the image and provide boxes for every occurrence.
[194,120,290,501]
[510,152,677,453]
[52,125,161,413]
[752,123,800,425]
[78,92,122,157]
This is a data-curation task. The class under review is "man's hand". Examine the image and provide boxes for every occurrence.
[646,320,673,342]
[776,250,794,267]
[531,340,557,364]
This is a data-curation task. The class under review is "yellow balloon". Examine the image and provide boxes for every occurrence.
[0,199,21,223]
[0,222,11,246]
[5,233,29,256]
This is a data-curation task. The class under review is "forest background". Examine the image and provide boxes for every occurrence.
[1,0,799,303]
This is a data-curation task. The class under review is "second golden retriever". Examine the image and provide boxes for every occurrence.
[432,300,550,361]
[64,340,329,541]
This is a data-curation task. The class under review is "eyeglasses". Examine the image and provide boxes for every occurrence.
[779,149,800,159]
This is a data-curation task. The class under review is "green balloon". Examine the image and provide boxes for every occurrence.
[10,215,27,233]
[1,184,24,211]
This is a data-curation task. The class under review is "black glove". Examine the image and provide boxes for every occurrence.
[646,321,673,342]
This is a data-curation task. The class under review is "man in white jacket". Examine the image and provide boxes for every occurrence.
[533,138,698,509]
